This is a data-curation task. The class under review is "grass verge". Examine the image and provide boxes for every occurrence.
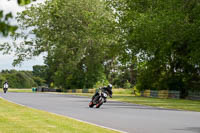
[0,89,32,93]
[0,98,119,133]
[112,95,200,112]
[65,93,200,112]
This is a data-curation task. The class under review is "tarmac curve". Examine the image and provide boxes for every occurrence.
[0,92,200,133]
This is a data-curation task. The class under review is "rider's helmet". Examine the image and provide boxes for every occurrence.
[107,84,112,90]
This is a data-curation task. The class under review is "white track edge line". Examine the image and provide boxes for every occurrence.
[0,96,127,133]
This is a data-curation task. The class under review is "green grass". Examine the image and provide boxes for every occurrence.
[112,89,134,94]
[112,95,200,112]
[65,93,200,112]
[0,98,119,133]
[0,88,33,93]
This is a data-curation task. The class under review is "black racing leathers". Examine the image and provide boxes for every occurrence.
[92,86,112,103]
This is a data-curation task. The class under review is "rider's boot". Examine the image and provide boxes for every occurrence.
[104,98,107,103]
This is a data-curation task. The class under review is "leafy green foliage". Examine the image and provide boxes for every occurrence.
[32,76,45,86]
[123,80,131,89]
[13,0,116,89]
[107,0,200,98]
[93,74,110,89]
[32,65,47,79]
[2,0,200,96]
[0,0,36,37]
[0,11,17,36]
[17,0,36,6]
[0,69,44,88]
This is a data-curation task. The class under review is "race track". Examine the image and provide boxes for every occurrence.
[0,92,200,133]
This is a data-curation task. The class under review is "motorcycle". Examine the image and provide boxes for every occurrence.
[89,89,109,108]
[3,88,8,93]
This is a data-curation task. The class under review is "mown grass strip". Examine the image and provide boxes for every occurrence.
[112,95,200,112]
[0,89,32,93]
[0,98,119,133]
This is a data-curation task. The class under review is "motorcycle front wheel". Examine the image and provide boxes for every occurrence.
[89,101,94,108]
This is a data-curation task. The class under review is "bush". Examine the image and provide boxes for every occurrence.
[123,80,131,89]
[93,74,110,89]
[0,70,43,88]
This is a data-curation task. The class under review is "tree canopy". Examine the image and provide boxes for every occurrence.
[13,0,117,89]
[107,0,200,97]
[0,69,45,88]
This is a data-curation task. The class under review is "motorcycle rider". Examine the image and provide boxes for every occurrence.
[92,84,113,103]
[3,81,9,93]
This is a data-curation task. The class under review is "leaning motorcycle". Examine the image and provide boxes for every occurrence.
[89,89,108,108]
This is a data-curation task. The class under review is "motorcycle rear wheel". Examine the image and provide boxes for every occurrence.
[96,101,103,108]
[3,88,7,93]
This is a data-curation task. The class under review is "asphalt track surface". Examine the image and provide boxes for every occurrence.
[0,92,200,133]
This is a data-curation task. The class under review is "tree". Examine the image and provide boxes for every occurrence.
[13,0,116,89]
[32,65,47,79]
[107,0,200,98]
[0,70,38,88]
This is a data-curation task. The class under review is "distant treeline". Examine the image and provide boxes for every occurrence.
[0,69,45,88]
[0,63,135,89]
